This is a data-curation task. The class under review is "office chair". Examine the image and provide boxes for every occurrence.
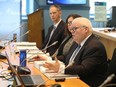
[99,48,116,87]
[107,48,116,76]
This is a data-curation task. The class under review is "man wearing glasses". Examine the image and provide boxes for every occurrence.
[43,17,108,87]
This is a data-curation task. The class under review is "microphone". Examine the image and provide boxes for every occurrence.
[0,24,24,41]
[42,41,58,52]
[10,30,30,43]
[1,30,31,52]
[99,74,115,87]
[20,30,30,39]
[0,24,24,50]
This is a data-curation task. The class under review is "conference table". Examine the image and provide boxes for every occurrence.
[0,42,90,87]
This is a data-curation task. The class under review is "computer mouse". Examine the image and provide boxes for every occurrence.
[17,66,31,75]
[51,84,61,87]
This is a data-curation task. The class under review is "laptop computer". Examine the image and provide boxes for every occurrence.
[5,51,45,87]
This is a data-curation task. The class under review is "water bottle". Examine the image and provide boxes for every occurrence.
[20,50,26,67]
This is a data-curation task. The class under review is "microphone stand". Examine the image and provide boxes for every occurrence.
[99,74,115,87]
[42,41,58,53]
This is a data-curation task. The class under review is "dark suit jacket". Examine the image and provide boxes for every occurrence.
[64,34,108,87]
[42,20,66,56]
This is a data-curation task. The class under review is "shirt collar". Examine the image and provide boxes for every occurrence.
[80,34,92,47]
[54,19,62,28]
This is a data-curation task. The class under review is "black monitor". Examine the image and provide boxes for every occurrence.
[106,6,116,27]
[109,6,116,20]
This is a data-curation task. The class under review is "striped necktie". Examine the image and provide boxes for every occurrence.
[69,45,81,65]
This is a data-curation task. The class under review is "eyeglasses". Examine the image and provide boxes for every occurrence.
[67,21,72,25]
[70,26,86,32]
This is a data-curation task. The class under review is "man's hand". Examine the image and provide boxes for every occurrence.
[44,56,60,73]
[37,54,48,61]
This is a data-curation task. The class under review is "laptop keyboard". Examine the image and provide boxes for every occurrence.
[21,76,34,84]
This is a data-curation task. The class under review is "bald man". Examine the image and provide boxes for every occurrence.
[43,17,108,87]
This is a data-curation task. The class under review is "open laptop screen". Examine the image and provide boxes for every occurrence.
[5,51,45,87]
[5,51,25,87]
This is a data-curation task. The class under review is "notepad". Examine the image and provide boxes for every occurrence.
[44,72,79,80]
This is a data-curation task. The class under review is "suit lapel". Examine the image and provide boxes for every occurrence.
[50,20,63,41]
[45,26,54,43]
[74,34,95,62]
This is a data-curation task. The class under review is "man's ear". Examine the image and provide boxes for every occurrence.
[84,27,89,32]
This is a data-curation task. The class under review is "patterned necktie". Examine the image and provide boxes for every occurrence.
[68,45,81,65]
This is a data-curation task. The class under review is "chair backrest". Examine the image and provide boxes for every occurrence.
[107,48,116,76]
[99,48,116,87]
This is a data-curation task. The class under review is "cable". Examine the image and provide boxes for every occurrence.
[0,70,13,81]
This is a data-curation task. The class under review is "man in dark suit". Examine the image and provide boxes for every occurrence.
[41,5,66,56]
[43,17,108,87]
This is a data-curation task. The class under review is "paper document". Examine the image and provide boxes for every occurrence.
[44,72,79,80]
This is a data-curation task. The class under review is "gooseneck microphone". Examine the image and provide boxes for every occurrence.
[0,24,24,50]
[0,25,25,50]
[20,30,30,39]
[0,24,24,41]
[42,41,58,52]
[10,30,30,43]
[2,30,30,49]
[99,74,115,87]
